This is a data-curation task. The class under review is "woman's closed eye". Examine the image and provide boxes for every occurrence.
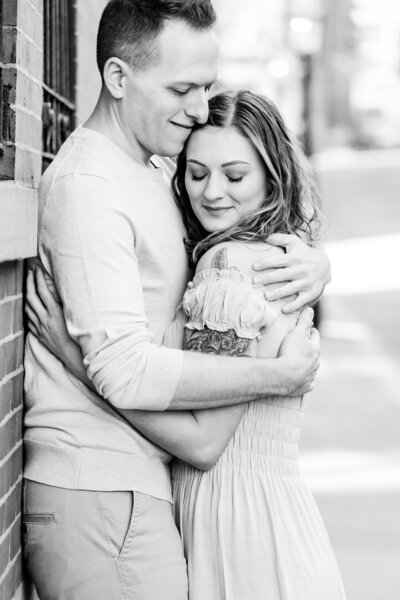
[226,175,244,183]
[190,171,208,182]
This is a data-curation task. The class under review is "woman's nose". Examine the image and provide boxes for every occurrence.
[203,175,224,201]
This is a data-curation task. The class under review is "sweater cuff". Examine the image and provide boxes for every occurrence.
[134,347,184,410]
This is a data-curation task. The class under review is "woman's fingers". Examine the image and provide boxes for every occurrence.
[26,270,46,317]
[35,267,58,311]
[27,319,40,339]
[25,302,41,334]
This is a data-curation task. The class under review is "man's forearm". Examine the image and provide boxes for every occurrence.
[169,351,298,410]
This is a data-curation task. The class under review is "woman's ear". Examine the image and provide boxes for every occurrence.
[102,57,128,99]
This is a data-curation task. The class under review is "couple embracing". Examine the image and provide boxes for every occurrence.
[23,1,345,599]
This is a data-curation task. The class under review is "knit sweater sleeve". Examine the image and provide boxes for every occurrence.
[40,172,183,410]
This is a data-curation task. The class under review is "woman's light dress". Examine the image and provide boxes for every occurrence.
[171,268,346,600]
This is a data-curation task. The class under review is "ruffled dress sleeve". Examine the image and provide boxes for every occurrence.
[181,268,282,342]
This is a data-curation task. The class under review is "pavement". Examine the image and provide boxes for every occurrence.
[298,152,400,600]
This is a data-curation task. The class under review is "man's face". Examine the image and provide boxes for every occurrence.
[121,19,219,163]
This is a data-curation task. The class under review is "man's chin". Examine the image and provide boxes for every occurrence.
[157,143,186,158]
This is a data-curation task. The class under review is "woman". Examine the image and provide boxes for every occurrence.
[26,90,345,599]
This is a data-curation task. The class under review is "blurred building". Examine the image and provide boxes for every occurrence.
[213,0,400,152]
[349,0,400,148]
[213,0,303,132]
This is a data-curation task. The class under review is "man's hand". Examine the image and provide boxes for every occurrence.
[278,307,320,396]
[252,233,331,313]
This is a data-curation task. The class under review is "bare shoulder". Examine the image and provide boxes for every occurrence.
[196,241,283,278]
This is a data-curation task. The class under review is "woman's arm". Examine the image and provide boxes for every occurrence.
[25,266,247,469]
[125,405,246,470]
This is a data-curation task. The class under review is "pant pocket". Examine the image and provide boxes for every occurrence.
[22,511,56,546]
[96,490,136,558]
[23,513,55,524]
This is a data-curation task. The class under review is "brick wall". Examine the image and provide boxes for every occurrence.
[0,262,24,600]
[0,0,42,598]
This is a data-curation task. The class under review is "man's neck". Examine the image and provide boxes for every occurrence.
[84,93,152,167]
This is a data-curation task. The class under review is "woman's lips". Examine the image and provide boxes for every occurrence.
[203,206,233,212]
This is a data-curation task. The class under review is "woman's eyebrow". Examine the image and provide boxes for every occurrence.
[187,159,207,167]
[187,159,251,167]
[221,161,251,167]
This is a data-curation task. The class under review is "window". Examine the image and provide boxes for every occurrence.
[0,0,4,155]
[42,0,76,171]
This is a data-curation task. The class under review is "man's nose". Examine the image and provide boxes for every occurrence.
[185,90,209,124]
[203,174,224,201]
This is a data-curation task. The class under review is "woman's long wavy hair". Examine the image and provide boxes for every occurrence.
[172,90,322,265]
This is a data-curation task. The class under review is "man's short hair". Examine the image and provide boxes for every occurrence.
[97,0,217,77]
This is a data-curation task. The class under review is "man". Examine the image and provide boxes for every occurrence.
[23,1,330,598]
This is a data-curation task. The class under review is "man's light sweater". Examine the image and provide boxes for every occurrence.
[24,127,189,501]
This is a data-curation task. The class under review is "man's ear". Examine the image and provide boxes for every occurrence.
[102,57,128,99]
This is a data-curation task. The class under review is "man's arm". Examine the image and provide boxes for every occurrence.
[38,175,320,412]
[169,307,318,409]
[25,268,245,469]
[252,233,331,313]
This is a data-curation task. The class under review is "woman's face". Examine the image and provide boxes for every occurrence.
[184,125,268,233]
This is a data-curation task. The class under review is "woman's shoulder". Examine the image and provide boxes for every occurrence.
[196,240,284,279]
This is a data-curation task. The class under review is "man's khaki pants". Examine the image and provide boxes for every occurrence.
[23,480,188,600]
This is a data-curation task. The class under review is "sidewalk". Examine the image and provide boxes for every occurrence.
[299,291,400,600]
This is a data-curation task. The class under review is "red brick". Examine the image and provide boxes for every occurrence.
[1,67,17,106]
[9,515,21,562]
[0,422,9,462]
[3,2,17,27]
[0,335,24,379]
[0,378,12,421]
[10,372,24,412]
[0,143,16,181]
[0,263,19,299]
[12,298,23,334]
[5,485,19,537]
[0,501,5,536]
[0,413,19,461]
[2,28,17,64]
[10,445,23,488]
[5,101,17,142]
[0,372,24,421]
[0,460,11,500]
[15,411,22,445]
[0,532,9,581]
[0,552,23,600]
[0,301,13,339]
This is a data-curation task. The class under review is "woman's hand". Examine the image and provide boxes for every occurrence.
[252,233,331,313]
[25,267,73,362]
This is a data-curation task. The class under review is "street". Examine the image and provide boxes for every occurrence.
[299,149,400,599]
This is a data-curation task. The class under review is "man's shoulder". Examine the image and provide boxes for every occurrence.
[41,129,113,186]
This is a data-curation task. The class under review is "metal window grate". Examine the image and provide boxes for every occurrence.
[0,0,4,155]
[42,0,76,171]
